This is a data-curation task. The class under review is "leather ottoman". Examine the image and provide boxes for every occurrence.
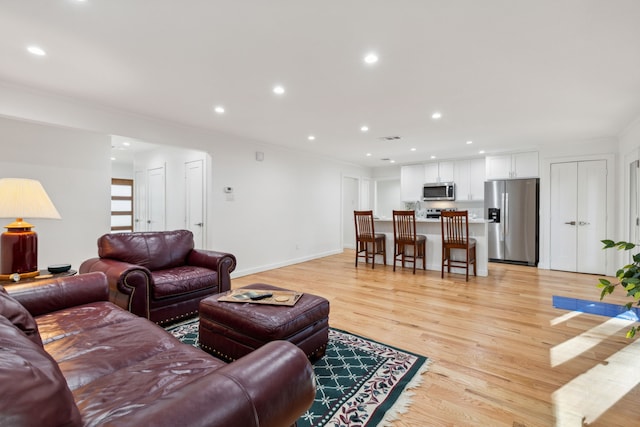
[199,283,330,362]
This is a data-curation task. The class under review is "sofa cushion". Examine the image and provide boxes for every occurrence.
[73,345,225,425]
[98,230,194,271]
[0,284,43,347]
[36,301,184,390]
[0,316,82,426]
[151,266,217,299]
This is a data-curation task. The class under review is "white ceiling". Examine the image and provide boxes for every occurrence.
[2,1,640,167]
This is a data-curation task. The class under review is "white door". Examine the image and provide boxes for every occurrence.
[576,161,607,273]
[342,177,359,249]
[630,160,640,245]
[147,166,166,231]
[550,160,607,274]
[134,170,147,231]
[185,160,205,249]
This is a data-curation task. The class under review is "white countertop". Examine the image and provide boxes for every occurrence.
[374,217,488,224]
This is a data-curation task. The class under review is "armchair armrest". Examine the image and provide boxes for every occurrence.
[120,340,316,427]
[187,249,237,292]
[80,258,152,319]
[6,272,109,317]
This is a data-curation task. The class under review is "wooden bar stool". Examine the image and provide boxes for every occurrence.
[354,210,386,269]
[392,210,426,274]
[441,210,476,281]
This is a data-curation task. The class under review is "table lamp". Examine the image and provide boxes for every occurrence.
[0,178,61,280]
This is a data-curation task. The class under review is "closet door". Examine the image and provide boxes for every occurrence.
[550,160,606,274]
[576,160,607,274]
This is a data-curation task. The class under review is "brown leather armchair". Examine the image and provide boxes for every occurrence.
[80,229,236,324]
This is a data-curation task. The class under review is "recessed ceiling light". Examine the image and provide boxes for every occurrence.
[430,155,436,159]
[122,141,130,147]
[366,153,372,157]
[110,157,116,161]
[214,106,225,114]
[431,112,442,120]
[273,85,285,95]
[389,159,396,163]
[466,140,473,145]
[27,45,46,56]
[479,150,485,154]
[308,135,315,141]
[364,53,378,64]
[410,148,417,152]
[360,125,369,132]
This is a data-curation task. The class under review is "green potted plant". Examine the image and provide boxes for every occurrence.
[598,239,640,338]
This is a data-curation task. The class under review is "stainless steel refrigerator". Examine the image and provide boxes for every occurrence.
[484,178,539,266]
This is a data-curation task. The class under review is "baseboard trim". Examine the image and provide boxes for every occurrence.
[231,249,343,278]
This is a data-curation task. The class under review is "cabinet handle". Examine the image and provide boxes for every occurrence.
[564,221,576,225]
[578,221,590,226]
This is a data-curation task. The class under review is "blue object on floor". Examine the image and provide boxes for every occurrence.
[552,295,640,321]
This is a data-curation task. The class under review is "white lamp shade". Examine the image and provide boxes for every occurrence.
[0,178,61,220]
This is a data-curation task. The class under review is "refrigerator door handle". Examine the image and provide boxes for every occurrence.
[500,192,506,241]
[504,193,509,237]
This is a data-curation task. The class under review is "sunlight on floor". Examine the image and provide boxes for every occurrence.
[552,338,640,426]
[550,317,635,367]
[550,310,582,326]
[551,298,640,426]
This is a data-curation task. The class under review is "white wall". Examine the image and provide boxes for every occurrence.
[111,162,134,180]
[0,83,371,277]
[0,116,111,271]
[375,179,401,219]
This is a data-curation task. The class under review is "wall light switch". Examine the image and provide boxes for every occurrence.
[223,186,233,193]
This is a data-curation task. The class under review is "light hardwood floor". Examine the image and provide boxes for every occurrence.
[232,251,640,427]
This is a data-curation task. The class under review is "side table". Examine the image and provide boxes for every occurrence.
[0,269,77,287]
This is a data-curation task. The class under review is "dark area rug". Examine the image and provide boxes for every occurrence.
[166,318,430,426]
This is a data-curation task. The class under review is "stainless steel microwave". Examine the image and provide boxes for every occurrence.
[423,182,455,201]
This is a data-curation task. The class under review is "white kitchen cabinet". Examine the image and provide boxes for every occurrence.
[454,158,486,201]
[400,164,425,201]
[424,161,454,183]
[486,151,538,180]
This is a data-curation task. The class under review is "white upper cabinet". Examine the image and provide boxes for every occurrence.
[486,151,539,180]
[454,158,486,201]
[424,161,454,183]
[400,164,425,201]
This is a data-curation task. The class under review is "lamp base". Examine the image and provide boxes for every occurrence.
[1,227,38,276]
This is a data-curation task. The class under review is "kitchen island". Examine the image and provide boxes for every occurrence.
[373,218,489,277]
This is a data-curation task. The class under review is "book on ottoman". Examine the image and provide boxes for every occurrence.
[217,289,303,306]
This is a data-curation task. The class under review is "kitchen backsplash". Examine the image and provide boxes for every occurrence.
[403,200,483,219]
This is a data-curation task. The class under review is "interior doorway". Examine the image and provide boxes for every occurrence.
[342,176,359,249]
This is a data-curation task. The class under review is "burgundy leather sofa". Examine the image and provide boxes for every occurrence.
[0,272,316,427]
[80,230,236,324]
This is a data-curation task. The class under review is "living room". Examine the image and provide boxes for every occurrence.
[2,2,640,426]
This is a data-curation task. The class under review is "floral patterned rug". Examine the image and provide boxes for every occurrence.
[166,319,430,427]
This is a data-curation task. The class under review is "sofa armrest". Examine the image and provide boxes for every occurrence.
[80,258,153,318]
[120,340,316,427]
[6,272,109,317]
[187,249,237,292]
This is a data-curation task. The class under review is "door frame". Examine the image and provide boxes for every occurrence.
[341,175,360,250]
[540,153,615,275]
